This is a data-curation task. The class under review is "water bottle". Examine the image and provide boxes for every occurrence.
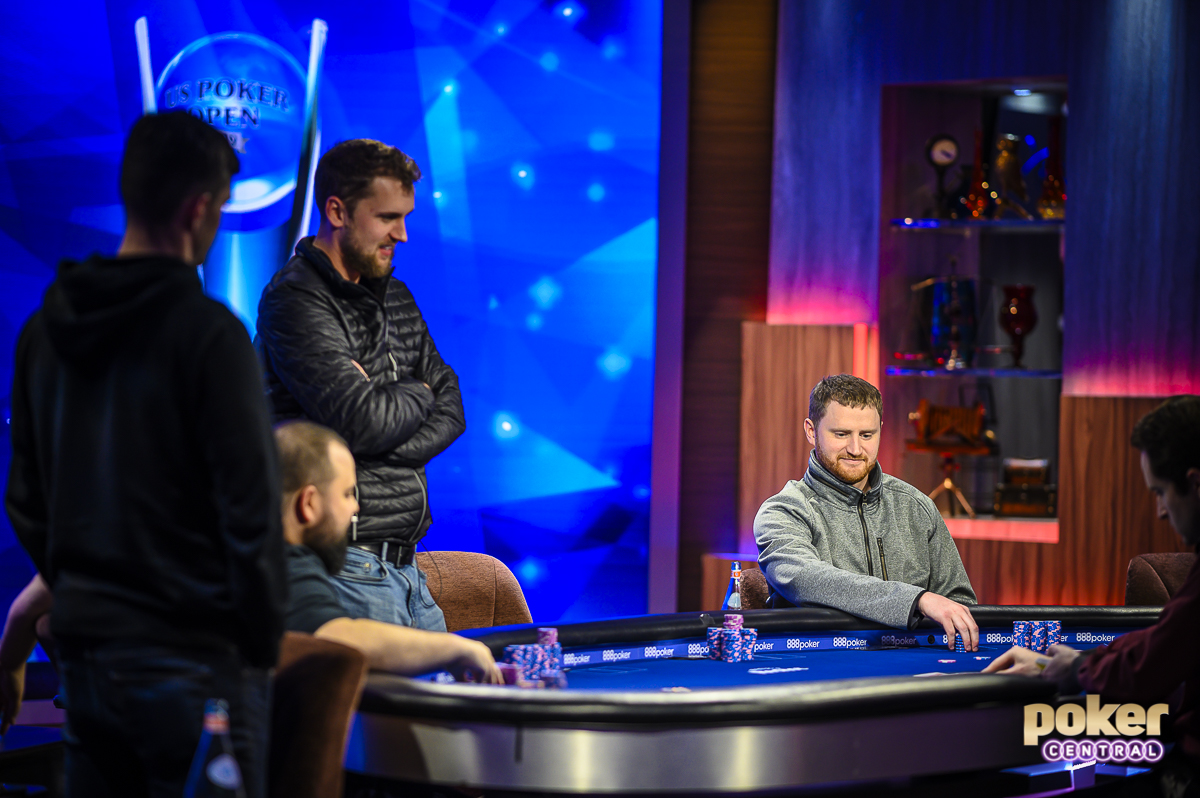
[721,561,743,611]
[183,698,247,798]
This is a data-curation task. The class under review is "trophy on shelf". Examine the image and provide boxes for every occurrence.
[134,16,328,326]
[960,129,991,220]
[998,285,1038,368]
[909,257,978,371]
[992,134,1033,220]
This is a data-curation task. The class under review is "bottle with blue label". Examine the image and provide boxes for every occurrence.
[184,698,247,798]
[721,561,743,611]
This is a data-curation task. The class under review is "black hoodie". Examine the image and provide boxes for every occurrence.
[5,254,286,668]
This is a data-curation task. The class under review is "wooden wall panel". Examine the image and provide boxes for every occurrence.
[737,323,855,553]
[676,0,776,611]
[954,396,1183,605]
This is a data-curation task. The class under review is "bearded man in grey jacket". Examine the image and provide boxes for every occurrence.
[754,374,979,650]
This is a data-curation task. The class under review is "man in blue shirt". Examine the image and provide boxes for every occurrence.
[274,421,500,682]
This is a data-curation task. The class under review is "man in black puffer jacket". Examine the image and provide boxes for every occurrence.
[257,139,464,631]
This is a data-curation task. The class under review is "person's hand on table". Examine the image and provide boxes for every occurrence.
[983,643,1080,682]
[918,592,979,651]
[450,639,504,685]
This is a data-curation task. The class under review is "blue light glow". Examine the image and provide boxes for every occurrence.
[511,162,536,189]
[525,312,544,330]
[515,557,548,586]
[529,276,563,309]
[588,131,615,151]
[1023,147,1050,174]
[552,1,585,24]
[587,183,606,201]
[1014,88,1032,96]
[493,413,521,440]
[597,348,631,378]
[539,52,560,71]
[1025,134,1036,147]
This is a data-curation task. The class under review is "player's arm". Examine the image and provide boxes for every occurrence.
[916,508,980,650]
[925,509,977,605]
[380,324,465,468]
[0,574,53,734]
[196,318,289,669]
[1069,571,1200,703]
[314,618,501,683]
[4,324,50,575]
[257,284,435,456]
[754,499,926,629]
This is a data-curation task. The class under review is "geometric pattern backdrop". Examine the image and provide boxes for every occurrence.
[0,0,661,622]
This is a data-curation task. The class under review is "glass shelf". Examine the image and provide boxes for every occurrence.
[890,218,1064,234]
[886,366,1062,379]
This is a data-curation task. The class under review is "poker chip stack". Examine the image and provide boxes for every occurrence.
[1013,620,1031,649]
[1031,621,1048,654]
[954,633,966,653]
[501,627,565,685]
[497,663,520,685]
[1012,620,1063,654]
[537,627,563,671]
[706,628,724,661]
[1044,620,1062,650]
[712,613,756,663]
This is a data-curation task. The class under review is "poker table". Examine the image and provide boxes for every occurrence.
[346,606,1158,794]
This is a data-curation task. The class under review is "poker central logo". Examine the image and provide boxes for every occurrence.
[1025,696,1170,763]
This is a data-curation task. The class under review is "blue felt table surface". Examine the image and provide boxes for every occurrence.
[563,644,1010,691]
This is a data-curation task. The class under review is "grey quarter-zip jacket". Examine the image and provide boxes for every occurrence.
[754,452,976,628]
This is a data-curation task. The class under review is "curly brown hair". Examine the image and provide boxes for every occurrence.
[808,374,882,428]
[314,139,422,218]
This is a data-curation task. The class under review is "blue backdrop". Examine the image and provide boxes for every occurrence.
[0,0,661,623]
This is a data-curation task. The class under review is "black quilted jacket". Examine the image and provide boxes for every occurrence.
[256,238,465,546]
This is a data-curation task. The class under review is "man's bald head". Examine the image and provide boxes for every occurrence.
[275,420,350,495]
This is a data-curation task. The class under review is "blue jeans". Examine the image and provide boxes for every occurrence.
[332,546,447,631]
[57,640,269,798]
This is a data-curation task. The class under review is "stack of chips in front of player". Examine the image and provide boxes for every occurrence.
[1012,620,1061,654]
[502,627,568,688]
[707,614,757,663]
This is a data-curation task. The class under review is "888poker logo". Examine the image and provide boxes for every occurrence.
[1025,696,1170,764]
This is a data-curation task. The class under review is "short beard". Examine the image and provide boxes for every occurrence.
[338,232,392,281]
[306,520,350,575]
[814,440,875,486]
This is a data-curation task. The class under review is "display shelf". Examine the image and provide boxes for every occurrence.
[944,515,1059,543]
[886,366,1062,379]
[890,218,1064,234]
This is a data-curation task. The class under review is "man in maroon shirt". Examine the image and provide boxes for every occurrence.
[986,395,1200,777]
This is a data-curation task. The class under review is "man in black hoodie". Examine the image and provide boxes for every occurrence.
[5,112,286,797]
[257,140,464,631]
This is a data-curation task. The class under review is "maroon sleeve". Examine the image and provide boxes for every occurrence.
[1077,557,1200,703]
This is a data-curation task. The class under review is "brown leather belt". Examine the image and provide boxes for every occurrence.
[350,540,415,567]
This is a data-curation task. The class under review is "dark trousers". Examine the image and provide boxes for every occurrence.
[58,640,269,798]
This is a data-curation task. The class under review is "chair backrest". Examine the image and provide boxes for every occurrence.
[741,567,770,610]
[1125,552,1198,605]
[269,632,368,798]
[416,551,533,632]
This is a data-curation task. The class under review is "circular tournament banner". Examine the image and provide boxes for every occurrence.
[156,32,307,231]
